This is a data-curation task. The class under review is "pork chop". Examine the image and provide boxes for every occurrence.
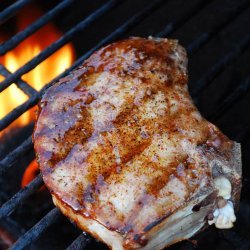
[33,37,241,249]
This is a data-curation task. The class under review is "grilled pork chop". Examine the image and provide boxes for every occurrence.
[34,37,241,249]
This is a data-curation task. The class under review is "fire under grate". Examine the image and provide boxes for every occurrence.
[0,0,250,249]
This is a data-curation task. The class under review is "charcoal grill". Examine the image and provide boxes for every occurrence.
[1,0,250,249]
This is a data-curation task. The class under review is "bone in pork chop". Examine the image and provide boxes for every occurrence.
[33,37,242,250]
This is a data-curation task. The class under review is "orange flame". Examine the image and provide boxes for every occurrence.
[0,5,75,129]
[0,5,75,187]
[21,159,40,188]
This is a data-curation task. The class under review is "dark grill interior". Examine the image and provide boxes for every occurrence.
[0,0,250,249]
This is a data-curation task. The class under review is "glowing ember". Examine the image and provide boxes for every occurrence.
[0,5,75,130]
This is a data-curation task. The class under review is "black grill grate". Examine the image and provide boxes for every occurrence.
[0,0,250,249]
[0,0,33,25]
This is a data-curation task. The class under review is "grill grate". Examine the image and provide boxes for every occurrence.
[191,34,250,98]
[11,208,61,250]
[0,0,33,24]
[0,0,121,92]
[0,64,37,96]
[66,233,94,250]
[0,0,75,55]
[0,0,250,249]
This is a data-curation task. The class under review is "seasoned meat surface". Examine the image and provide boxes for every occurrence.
[33,37,241,249]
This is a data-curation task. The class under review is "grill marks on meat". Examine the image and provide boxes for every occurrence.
[33,37,241,249]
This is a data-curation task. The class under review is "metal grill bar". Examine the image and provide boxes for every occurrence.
[0,0,33,24]
[3,216,26,236]
[0,175,43,220]
[0,0,75,55]
[191,35,250,98]
[187,4,250,54]
[0,64,37,96]
[156,0,209,37]
[0,137,33,175]
[10,208,61,250]
[66,0,167,75]
[0,0,122,93]
[0,92,41,131]
[66,234,92,250]
[209,76,250,121]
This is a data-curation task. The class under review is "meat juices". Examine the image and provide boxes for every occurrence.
[33,37,241,250]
